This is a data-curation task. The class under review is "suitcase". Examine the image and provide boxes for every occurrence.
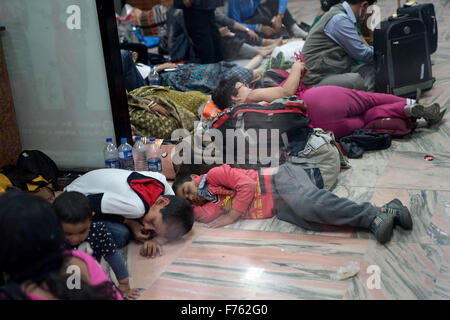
[374,15,434,97]
[397,2,438,54]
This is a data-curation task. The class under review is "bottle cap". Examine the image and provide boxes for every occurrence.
[106,138,112,143]
[121,137,127,143]
[150,137,155,142]
[135,136,141,141]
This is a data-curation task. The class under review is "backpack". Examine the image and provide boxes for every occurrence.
[287,128,350,190]
[0,165,50,193]
[252,69,290,89]
[208,97,312,166]
[16,150,59,189]
[211,96,311,138]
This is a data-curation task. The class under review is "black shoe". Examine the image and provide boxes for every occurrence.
[369,211,394,244]
[382,199,413,230]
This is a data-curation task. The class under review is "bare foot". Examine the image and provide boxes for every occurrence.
[261,37,283,47]
[256,46,274,58]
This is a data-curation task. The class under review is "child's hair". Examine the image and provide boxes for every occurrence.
[172,173,194,196]
[53,191,92,223]
[211,76,240,109]
[0,189,117,300]
[159,195,194,241]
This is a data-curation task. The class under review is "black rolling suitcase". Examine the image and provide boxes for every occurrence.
[374,15,434,97]
[397,1,438,54]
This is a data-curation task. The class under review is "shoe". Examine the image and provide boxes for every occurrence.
[382,199,413,230]
[275,52,285,69]
[404,102,441,123]
[427,108,447,126]
[369,211,394,244]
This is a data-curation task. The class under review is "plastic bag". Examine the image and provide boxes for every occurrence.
[271,40,305,66]
[116,4,136,42]
[330,261,360,280]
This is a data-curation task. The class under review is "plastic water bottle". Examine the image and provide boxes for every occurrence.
[148,66,160,86]
[132,136,147,171]
[118,138,134,170]
[147,138,162,173]
[103,138,120,168]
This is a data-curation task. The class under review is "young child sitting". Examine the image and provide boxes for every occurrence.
[53,191,139,299]
[172,163,413,244]
[64,168,194,258]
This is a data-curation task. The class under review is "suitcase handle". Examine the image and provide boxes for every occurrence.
[388,13,409,21]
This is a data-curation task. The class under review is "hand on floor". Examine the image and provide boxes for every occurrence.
[140,239,163,258]
[123,288,141,300]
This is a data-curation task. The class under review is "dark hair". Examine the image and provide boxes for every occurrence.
[320,0,341,12]
[211,76,240,110]
[0,190,117,300]
[160,195,194,241]
[346,0,377,5]
[53,191,92,224]
[172,173,194,196]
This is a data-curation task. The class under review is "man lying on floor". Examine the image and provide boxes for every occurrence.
[64,169,194,258]
[173,163,413,244]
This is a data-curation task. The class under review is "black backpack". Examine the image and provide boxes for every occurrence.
[16,150,59,189]
[209,97,312,165]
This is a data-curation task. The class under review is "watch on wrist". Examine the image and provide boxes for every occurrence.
[245,27,250,32]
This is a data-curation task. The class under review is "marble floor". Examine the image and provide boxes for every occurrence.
[126,0,450,300]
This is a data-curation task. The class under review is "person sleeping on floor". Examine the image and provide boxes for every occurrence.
[211,60,446,139]
[173,163,412,244]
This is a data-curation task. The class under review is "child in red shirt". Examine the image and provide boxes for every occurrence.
[173,163,413,244]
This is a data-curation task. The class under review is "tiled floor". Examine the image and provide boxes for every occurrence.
[127,0,450,300]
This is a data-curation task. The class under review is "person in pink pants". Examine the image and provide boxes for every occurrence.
[302,85,414,138]
[211,60,445,138]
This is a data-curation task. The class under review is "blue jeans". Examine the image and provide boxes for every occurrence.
[102,220,131,249]
[120,49,147,92]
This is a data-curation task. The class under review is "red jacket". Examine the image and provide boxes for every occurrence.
[192,164,275,223]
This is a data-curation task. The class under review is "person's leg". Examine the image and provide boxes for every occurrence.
[120,42,149,65]
[261,0,306,37]
[305,85,411,138]
[273,163,378,229]
[314,73,367,90]
[183,8,218,64]
[234,30,264,46]
[207,10,224,63]
[102,220,131,249]
[237,43,260,59]
[351,63,375,92]
[120,50,147,92]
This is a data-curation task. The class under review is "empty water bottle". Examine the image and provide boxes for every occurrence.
[118,138,134,170]
[148,66,160,86]
[133,136,147,171]
[103,138,120,168]
[147,138,162,173]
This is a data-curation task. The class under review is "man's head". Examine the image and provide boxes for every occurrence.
[53,191,93,246]
[141,195,194,242]
[347,0,377,21]
[212,76,244,109]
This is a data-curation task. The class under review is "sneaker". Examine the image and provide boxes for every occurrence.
[382,199,413,230]
[405,102,440,122]
[369,211,394,244]
[427,108,447,126]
